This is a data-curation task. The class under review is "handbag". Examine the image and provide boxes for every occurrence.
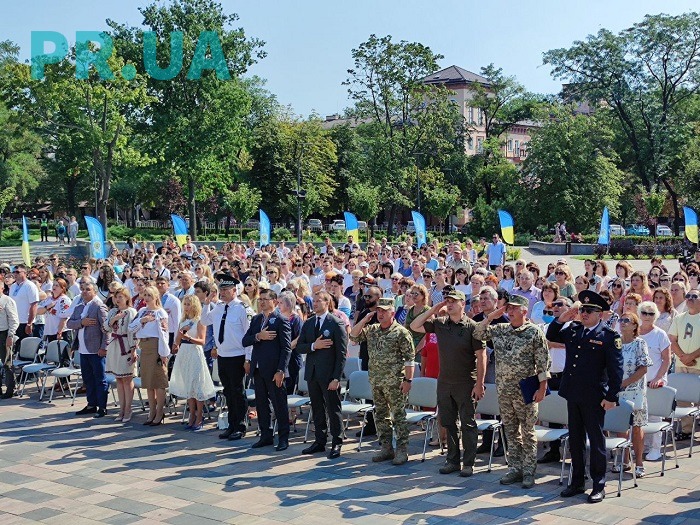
[618,388,643,411]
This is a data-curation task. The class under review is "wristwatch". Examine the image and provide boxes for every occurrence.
[402,378,412,383]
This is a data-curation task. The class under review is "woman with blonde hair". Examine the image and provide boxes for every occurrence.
[105,287,138,423]
[129,286,169,425]
[553,265,576,298]
[627,271,653,301]
[242,277,260,313]
[169,295,215,431]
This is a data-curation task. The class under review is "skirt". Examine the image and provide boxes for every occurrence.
[139,338,168,390]
[105,336,135,378]
[169,343,216,401]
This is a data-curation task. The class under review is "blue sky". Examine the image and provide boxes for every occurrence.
[3,1,698,116]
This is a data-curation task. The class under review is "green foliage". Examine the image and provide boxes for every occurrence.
[506,247,521,261]
[347,181,381,223]
[272,227,291,241]
[223,182,262,241]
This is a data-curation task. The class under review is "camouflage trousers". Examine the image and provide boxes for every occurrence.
[370,378,409,447]
[497,379,539,476]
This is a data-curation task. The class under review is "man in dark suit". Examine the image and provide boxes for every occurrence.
[296,290,348,459]
[67,281,109,417]
[242,289,292,451]
[547,290,624,503]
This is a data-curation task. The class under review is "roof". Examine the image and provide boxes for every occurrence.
[422,65,491,87]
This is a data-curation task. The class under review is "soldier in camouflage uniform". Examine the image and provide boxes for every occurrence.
[474,294,551,489]
[350,298,415,465]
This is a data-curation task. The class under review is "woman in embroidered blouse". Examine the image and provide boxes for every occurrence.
[105,287,138,423]
[615,312,653,478]
[129,286,169,425]
[37,278,71,342]
[169,295,215,430]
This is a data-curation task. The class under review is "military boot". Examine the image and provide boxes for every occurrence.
[372,444,395,462]
[392,446,408,465]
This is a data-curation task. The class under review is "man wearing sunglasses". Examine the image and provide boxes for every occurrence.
[668,289,700,440]
[547,290,624,503]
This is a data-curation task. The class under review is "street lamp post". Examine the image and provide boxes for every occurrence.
[295,142,311,244]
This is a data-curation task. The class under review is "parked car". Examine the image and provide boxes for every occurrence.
[330,220,346,231]
[656,224,673,236]
[307,219,323,231]
[357,221,368,231]
[406,221,416,233]
[625,224,650,236]
[609,224,625,236]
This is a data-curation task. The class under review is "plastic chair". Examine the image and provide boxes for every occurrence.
[19,339,63,398]
[642,385,678,475]
[534,391,570,484]
[603,400,637,497]
[476,384,509,472]
[405,376,438,462]
[667,373,700,457]
[47,342,80,401]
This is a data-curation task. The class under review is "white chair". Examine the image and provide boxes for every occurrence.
[667,373,700,457]
[603,400,637,497]
[287,369,311,432]
[476,384,508,472]
[19,339,63,398]
[642,385,679,475]
[12,337,41,372]
[534,392,570,483]
[341,371,375,448]
[405,377,438,462]
[47,343,80,402]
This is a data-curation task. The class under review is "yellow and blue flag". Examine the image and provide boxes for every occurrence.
[259,210,271,247]
[497,210,515,245]
[21,216,31,265]
[684,206,698,244]
[344,212,359,242]
[171,214,188,247]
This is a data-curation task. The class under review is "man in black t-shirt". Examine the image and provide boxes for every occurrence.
[354,285,382,436]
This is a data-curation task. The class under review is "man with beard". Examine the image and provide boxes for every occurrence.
[353,285,382,436]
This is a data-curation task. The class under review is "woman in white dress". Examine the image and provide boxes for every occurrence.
[169,295,215,431]
[105,287,138,423]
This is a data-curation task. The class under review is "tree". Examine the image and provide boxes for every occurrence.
[543,13,700,233]
[347,180,381,237]
[222,182,261,241]
[643,190,667,237]
[108,0,265,239]
[521,106,624,233]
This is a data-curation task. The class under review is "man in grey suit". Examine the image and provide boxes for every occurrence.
[296,290,347,459]
[67,282,109,418]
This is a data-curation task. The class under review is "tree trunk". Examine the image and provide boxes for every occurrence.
[188,175,197,240]
[388,205,397,238]
[225,214,231,236]
[661,179,681,236]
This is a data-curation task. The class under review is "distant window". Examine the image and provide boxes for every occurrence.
[477,138,483,153]
[514,140,520,156]
[468,107,474,123]
[467,137,474,150]
[507,139,513,152]
[478,109,483,126]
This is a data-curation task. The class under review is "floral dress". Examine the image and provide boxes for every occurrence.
[168,319,216,401]
[619,337,653,427]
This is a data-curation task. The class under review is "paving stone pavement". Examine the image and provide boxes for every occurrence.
[0,388,699,525]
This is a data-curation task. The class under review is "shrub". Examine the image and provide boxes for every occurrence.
[506,247,521,261]
[273,227,292,241]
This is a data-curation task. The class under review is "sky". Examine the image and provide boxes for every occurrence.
[2,0,699,117]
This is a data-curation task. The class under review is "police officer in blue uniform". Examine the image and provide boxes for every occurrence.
[546,290,624,503]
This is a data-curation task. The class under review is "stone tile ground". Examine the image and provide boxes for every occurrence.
[0,387,698,524]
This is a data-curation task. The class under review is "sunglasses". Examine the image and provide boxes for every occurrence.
[543,310,554,316]
[612,283,623,288]
[554,271,565,276]
[640,311,655,316]
[660,277,671,282]
[552,302,565,307]
[516,262,524,266]
[422,274,433,278]
[266,271,276,275]
[362,294,373,299]
[578,306,600,314]
[619,318,634,324]
[685,293,700,300]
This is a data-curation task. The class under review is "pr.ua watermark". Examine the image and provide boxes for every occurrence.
[31,31,231,81]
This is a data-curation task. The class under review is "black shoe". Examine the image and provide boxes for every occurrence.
[328,443,342,459]
[227,431,245,441]
[493,444,505,457]
[560,485,586,498]
[93,408,106,418]
[302,442,326,455]
[276,441,289,451]
[0,391,14,399]
[587,489,605,503]
[538,449,561,464]
[219,427,235,439]
[76,406,97,416]
[439,462,461,475]
[251,439,274,449]
[676,432,692,441]
[475,442,491,454]
[357,425,376,437]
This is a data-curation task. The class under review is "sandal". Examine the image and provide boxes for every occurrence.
[611,463,632,473]
[635,466,645,478]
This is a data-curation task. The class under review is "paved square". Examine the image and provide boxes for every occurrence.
[0,391,698,524]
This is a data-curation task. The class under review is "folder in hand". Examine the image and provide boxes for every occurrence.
[519,375,551,405]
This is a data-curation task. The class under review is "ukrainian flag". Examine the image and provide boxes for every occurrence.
[171,214,188,247]
[344,212,359,243]
[497,210,515,245]
[684,206,698,244]
[21,216,30,265]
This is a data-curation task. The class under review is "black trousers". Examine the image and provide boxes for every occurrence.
[438,381,478,467]
[0,330,12,394]
[254,368,289,441]
[218,355,247,434]
[567,400,607,490]
[167,333,175,379]
[308,378,343,445]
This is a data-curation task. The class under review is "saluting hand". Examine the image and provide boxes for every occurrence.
[487,306,507,322]
[558,304,580,323]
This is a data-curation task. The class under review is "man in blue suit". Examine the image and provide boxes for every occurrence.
[547,290,623,503]
[242,289,292,451]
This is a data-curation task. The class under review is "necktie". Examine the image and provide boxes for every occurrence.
[315,316,321,338]
[583,328,589,339]
[218,304,229,344]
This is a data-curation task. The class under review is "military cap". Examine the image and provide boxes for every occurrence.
[506,295,529,307]
[376,298,395,310]
[578,290,609,311]
[215,272,240,288]
[444,289,466,301]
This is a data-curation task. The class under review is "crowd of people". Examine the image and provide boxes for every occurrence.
[1,232,698,503]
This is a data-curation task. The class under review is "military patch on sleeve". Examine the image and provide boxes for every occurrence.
[614,337,622,350]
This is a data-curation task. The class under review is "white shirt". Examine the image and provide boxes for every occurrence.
[310,312,328,351]
[41,294,71,336]
[78,297,104,355]
[161,292,182,333]
[9,280,40,324]
[156,267,171,280]
[641,326,671,382]
[201,298,252,358]
[128,307,168,339]
[547,321,570,373]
